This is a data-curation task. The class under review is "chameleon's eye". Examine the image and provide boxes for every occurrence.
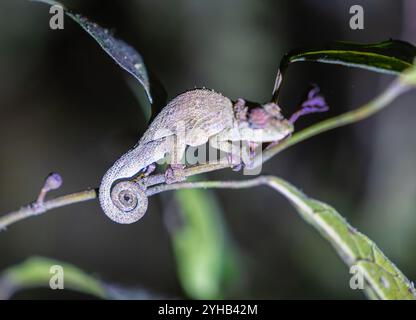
[248,108,269,129]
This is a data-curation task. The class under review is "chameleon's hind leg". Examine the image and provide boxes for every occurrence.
[133,163,157,185]
[142,163,157,176]
[164,136,187,184]
[165,163,186,184]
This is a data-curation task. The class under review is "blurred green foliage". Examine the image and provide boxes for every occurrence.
[1,0,416,300]
[172,189,239,299]
[0,257,107,299]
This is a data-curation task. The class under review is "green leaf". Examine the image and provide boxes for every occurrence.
[273,40,416,101]
[171,188,239,299]
[0,257,107,299]
[126,72,168,123]
[32,0,153,104]
[0,256,160,299]
[266,176,416,300]
[400,63,416,87]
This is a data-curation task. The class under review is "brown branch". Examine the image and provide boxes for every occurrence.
[0,189,97,230]
[0,76,412,230]
[0,162,231,230]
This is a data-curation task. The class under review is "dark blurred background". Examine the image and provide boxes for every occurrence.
[0,0,415,299]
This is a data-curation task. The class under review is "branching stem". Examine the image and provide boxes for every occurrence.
[0,78,411,230]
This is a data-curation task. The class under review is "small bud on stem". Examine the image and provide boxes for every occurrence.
[36,172,63,205]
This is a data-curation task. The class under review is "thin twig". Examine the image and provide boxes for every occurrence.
[253,79,411,167]
[0,189,97,230]
[0,77,411,230]
[146,176,270,196]
[144,159,230,188]
[161,176,415,300]
[146,175,318,219]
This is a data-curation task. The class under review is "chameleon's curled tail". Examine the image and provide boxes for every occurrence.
[99,138,171,224]
[99,151,148,224]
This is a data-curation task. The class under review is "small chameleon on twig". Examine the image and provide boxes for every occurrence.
[99,86,328,224]
[30,1,327,224]
[100,88,298,224]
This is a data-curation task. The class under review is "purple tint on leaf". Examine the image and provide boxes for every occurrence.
[289,85,329,124]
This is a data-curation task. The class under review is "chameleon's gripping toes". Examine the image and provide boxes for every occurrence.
[99,89,294,224]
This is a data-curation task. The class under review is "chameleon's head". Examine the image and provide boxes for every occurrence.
[242,102,293,142]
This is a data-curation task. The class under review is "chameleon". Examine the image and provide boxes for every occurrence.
[99,88,295,224]
[31,1,328,224]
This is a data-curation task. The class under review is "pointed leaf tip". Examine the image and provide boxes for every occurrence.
[32,0,153,104]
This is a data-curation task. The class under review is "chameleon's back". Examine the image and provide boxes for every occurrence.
[139,88,234,146]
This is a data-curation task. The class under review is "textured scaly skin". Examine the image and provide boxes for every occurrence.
[100,88,294,224]
[99,89,234,224]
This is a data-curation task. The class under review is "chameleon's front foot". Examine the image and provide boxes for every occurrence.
[227,141,259,171]
[165,164,186,184]
[227,152,243,171]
